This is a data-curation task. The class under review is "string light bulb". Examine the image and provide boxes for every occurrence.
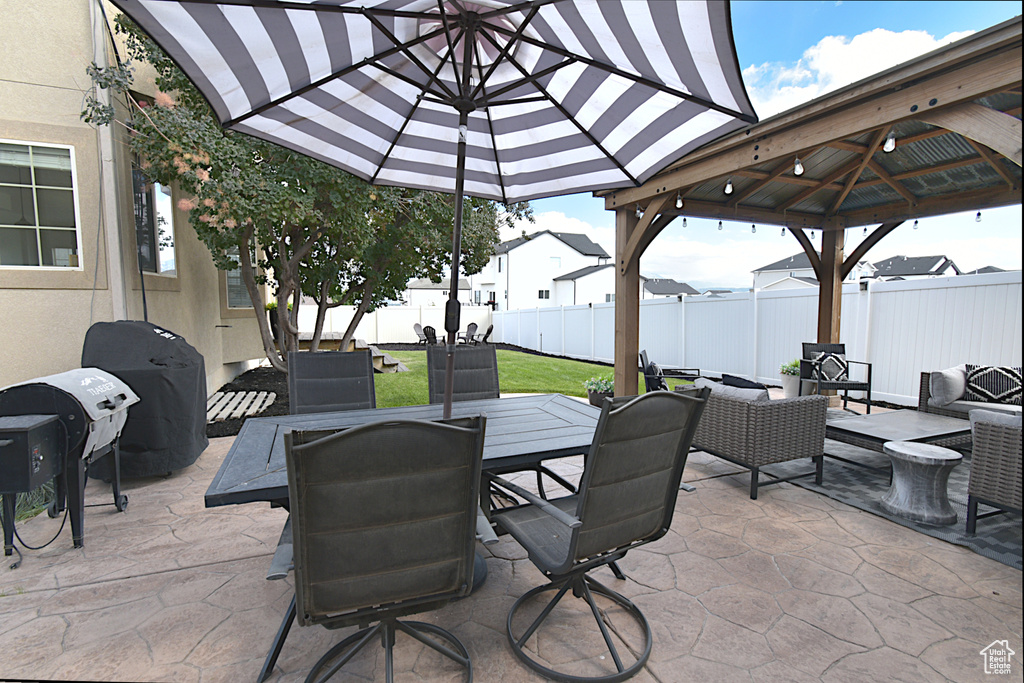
[751,224,756,234]
[976,211,982,223]
[682,217,687,228]
[883,130,896,153]
[724,178,734,195]
[781,227,786,236]
[863,226,868,236]
[913,219,919,230]
[794,157,804,176]
[635,204,642,218]
[675,192,683,210]
[810,230,816,240]
[718,220,723,231]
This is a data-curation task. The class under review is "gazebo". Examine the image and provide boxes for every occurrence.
[603,17,1022,394]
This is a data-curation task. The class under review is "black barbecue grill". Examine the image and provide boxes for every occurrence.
[0,368,139,553]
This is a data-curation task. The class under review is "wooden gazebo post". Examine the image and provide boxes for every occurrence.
[614,207,640,396]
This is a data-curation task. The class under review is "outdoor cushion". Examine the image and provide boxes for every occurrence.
[945,399,1021,418]
[694,377,769,403]
[929,365,967,407]
[969,408,1023,430]
[812,352,848,381]
[722,374,767,390]
[964,365,1022,405]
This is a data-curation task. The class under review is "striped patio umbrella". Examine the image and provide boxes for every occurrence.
[112,0,757,416]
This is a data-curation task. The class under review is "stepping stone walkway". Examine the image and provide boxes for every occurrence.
[206,390,276,423]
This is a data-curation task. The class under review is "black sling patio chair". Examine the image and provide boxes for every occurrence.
[798,342,872,413]
[279,416,485,683]
[287,350,375,414]
[489,389,708,682]
[426,344,500,404]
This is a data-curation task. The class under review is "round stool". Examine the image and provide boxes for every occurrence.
[880,441,962,525]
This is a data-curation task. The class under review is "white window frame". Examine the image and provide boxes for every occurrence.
[0,139,83,270]
[224,246,252,309]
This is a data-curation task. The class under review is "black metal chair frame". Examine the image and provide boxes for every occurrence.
[473,324,494,345]
[798,342,872,414]
[287,349,376,415]
[489,390,708,682]
[270,417,485,683]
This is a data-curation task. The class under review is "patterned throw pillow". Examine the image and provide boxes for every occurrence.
[812,352,848,381]
[964,365,1022,405]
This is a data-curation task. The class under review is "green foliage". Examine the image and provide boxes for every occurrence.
[780,359,801,376]
[83,14,531,367]
[582,374,615,393]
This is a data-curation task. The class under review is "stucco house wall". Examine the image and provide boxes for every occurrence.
[0,0,264,392]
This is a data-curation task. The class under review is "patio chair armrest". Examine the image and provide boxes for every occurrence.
[476,506,499,546]
[267,516,293,581]
[486,474,582,529]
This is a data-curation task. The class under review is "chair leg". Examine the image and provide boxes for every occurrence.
[258,595,296,683]
[749,467,759,500]
[966,495,978,535]
[814,455,824,485]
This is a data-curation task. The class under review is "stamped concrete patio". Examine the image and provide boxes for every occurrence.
[1,420,1021,682]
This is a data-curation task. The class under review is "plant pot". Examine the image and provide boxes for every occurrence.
[588,390,613,407]
[780,374,800,399]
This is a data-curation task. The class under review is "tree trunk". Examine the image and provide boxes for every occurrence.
[340,280,374,352]
[238,229,287,372]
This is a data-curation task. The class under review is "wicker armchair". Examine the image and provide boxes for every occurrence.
[688,390,828,499]
[966,410,1022,534]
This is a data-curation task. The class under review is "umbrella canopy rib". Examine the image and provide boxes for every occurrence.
[362,10,459,102]
[223,26,449,128]
[473,42,509,204]
[485,23,757,123]
[476,29,641,187]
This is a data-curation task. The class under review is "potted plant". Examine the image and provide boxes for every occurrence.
[583,375,615,407]
[779,359,801,398]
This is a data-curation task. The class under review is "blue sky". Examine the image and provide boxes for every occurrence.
[512,1,1022,289]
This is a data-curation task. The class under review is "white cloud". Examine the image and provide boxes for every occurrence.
[744,28,974,117]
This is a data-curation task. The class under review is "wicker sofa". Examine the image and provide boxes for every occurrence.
[682,378,828,499]
[966,409,1022,534]
[919,369,1021,419]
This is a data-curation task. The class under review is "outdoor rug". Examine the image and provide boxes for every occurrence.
[761,440,1022,571]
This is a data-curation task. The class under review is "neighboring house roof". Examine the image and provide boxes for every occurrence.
[406,277,470,290]
[761,276,819,291]
[643,278,700,295]
[872,255,960,277]
[495,230,610,258]
[965,265,1006,274]
[553,264,614,281]
[753,252,816,273]
[703,289,734,295]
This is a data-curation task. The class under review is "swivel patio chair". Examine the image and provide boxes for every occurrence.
[457,322,478,344]
[287,349,375,414]
[426,344,500,404]
[798,342,872,413]
[489,389,708,682]
[281,416,485,682]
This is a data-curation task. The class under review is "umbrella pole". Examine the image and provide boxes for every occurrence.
[443,109,471,419]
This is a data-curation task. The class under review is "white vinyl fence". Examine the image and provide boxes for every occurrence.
[296,304,492,344]
[494,271,1022,406]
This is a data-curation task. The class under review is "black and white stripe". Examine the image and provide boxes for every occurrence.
[113,0,757,202]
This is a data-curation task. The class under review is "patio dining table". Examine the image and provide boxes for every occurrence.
[205,393,601,510]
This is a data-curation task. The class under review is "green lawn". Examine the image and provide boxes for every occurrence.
[374,349,690,408]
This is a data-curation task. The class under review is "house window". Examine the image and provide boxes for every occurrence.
[605,293,615,302]
[132,163,176,276]
[224,246,251,309]
[538,289,550,299]
[0,141,80,268]
[474,290,481,304]
[498,256,502,272]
